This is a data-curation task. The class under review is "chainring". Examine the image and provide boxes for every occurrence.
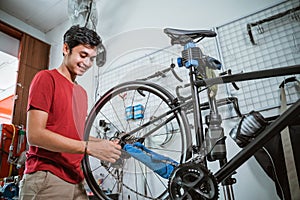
[168,162,219,200]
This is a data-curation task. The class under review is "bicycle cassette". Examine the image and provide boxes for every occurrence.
[168,162,219,200]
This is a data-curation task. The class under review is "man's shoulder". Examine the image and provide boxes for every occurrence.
[31,70,59,87]
[34,69,59,79]
[36,69,56,75]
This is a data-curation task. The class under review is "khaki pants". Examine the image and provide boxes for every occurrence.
[19,171,88,200]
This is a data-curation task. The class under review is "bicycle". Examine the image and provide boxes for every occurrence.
[82,27,300,200]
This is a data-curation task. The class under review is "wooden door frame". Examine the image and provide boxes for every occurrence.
[0,21,50,127]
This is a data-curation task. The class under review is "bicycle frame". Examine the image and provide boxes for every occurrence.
[127,51,300,199]
[129,61,300,199]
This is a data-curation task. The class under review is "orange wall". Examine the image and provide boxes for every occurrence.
[0,95,14,123]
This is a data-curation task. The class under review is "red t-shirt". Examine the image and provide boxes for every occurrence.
[25,69,88,184]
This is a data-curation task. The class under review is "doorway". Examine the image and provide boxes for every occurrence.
[0,31,20,124]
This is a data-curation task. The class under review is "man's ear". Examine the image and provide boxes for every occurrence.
[63,43,70,56]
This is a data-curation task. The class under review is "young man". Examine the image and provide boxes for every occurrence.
[19,25,121,199]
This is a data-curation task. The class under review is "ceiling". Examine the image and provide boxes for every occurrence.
[0,0,69,33]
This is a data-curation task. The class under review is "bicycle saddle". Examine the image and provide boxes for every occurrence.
[164,28,217,45]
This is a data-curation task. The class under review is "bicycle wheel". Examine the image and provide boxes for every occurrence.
[82,80,192,200]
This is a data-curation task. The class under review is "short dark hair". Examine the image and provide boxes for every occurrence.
[63,25,101,54]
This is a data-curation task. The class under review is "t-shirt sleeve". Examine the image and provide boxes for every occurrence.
[27,71,54,113]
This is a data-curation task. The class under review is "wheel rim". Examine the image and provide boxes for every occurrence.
[82,81,191,200]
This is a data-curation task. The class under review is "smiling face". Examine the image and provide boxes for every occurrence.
[62,43,97,78]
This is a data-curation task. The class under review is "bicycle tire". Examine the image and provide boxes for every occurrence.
[82,80,192,200]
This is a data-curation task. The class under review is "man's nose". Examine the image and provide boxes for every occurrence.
[83,58,92,67]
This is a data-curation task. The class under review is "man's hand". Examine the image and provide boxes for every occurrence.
[86,139,122,163]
